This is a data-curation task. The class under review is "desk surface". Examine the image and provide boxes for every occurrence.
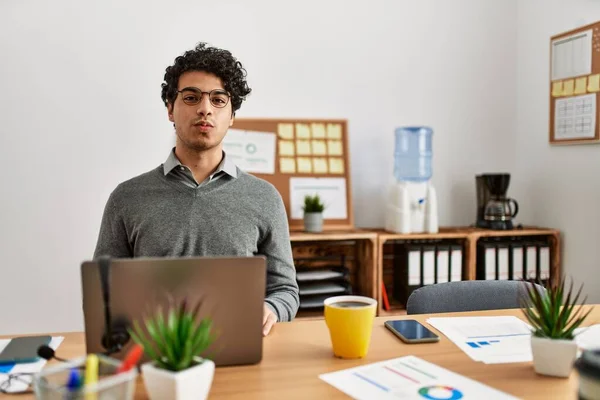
[6,307,598,399]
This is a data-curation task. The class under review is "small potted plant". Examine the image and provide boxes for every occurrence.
[302,194,326,233]
[520,276,593,378]
[129,297,217,400]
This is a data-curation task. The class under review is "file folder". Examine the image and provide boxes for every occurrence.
[486,244,496,280]
[497,244,509,280]
[407,246,421,286]
[450,245,462,281]
[539,243,551,282]
[393,243,422,305]
[510,242,524,280]
[525,242,538,280]
[477,242,497,280]
[436,245,449,283]
[422,245,436,285]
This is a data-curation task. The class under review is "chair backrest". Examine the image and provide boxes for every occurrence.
[406,280,546,315]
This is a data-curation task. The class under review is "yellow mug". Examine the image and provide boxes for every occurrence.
[324,295,378,359]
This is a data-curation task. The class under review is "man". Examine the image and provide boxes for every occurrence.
[94,42,299,336]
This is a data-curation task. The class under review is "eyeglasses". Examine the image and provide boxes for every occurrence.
[177,87,230,108]
[0,372,34,394]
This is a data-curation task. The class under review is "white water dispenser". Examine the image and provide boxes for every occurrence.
[385,126,438,234]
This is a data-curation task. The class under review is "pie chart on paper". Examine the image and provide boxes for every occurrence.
[418,385,464,400]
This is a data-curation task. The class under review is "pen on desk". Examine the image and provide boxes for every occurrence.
[65,367,82,399]
[67,367,82,387]
[84,354,99,400]
[116,344,144,374]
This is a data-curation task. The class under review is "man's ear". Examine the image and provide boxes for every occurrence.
[167,103,174,123]
[229,112,235,127]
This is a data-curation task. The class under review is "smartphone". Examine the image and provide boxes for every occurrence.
[384,320,439,344]
[0,335,52,364]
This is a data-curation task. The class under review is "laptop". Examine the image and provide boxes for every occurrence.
[80,256,266,367]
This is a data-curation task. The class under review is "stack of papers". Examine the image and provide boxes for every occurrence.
[426,316,533,364]
[0,336,64,393]
[320,355,518,399]
[575,324,600,350]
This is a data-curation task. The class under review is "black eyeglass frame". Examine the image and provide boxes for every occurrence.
[176,87,231,108]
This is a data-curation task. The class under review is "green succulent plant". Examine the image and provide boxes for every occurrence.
[302,194,325,213]
[129,297,216,372]
[519,276,593,340]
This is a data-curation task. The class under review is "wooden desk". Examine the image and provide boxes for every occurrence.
[5,307,597,399]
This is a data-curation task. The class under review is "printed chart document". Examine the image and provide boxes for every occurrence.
[554,93,596,140]
[551,29,592,81]
[575,323,600,350]
[426,316,532,364]
[222,129,276,174]
[319,355,518,399]
[289,177,347,219]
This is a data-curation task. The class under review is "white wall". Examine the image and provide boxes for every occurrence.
[514,0,600,303]
[0,0,518,334]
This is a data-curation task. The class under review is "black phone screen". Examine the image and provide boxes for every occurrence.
[386,320,438,340]
[0,336,52,364]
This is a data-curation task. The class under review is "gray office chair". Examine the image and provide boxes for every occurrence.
[406,280,546,315]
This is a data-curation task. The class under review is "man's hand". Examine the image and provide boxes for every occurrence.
[263,304,277,336]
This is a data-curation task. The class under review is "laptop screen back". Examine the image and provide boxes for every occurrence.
[80,256,266,367]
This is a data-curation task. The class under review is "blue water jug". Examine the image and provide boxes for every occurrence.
[394,126,433,182]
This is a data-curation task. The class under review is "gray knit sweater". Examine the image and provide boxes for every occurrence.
[93,165,300,321]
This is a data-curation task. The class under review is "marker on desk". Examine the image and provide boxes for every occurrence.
[65,368,82,398]
[116,344,144,374]
[84,354,99,400]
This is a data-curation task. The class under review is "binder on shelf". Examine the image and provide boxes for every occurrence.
[510,241,524,280]
[525,242,538,280]
[497,243,510,280]
[435,244,450,283]
[450,244,463,282]
[407,246,421,286]
[477,241,497,280]
[538,242,551,283]
[422,245,436,285]
[393,243,422,305]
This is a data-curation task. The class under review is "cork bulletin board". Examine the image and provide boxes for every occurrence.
[549,21,600,144]
[224,118,354,231]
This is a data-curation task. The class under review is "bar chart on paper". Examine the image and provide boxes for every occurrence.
[426,316,533,364]
[319,356,518,399]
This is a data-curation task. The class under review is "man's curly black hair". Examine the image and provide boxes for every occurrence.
[161,42,252,114]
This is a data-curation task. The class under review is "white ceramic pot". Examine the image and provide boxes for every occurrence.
[304,212,323,233]
[531,336,578,378]
[141,357,215,400]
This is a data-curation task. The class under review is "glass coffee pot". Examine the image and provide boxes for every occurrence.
[482,174,519,230]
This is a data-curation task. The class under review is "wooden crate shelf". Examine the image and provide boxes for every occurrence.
[288,226,561,319]
[290,230,378,319]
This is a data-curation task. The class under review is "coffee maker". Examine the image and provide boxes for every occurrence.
[476,173,519,230]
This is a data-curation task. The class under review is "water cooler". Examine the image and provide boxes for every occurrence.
[385,126,438,234]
